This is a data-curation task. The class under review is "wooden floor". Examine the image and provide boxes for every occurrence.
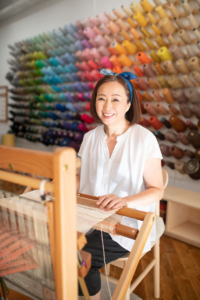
[107,235,200,300]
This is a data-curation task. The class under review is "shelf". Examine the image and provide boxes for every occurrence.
[165,221,200,248]
[164,185,200,209]
[164,189,200,248]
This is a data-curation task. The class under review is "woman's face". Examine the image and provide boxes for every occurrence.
[95,81,131,126]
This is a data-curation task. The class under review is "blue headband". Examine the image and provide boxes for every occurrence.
[98,68,137,103]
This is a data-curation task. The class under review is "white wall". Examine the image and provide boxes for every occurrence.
[0,0,200,192]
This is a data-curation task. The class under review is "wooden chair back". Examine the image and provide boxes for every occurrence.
[155,169,169,216]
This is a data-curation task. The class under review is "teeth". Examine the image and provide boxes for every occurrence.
[103,113,114,116]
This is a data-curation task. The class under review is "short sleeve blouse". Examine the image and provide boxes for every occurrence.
[78,124,163,252]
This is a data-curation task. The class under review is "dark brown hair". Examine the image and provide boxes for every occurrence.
[90,75,141,125]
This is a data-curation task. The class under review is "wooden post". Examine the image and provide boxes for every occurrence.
[53,148,77,300]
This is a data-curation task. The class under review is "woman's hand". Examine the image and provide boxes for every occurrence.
[96,194,127,211]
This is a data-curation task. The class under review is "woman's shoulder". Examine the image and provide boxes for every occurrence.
[83,125,103,141]
[78,125,103,156]
[130,124,154,141]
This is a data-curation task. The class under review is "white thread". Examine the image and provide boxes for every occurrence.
[100,222,112,300]
[39,180,48,197]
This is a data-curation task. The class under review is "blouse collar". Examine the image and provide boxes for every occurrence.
[101,125,132,142]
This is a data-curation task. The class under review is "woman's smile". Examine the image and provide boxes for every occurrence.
[102,113,115,119]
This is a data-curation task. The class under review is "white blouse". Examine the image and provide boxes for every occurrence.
[78,124,163,252]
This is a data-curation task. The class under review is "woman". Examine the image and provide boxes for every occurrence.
[77,69,164,300]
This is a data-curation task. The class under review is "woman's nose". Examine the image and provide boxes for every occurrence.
[103,100,112,109]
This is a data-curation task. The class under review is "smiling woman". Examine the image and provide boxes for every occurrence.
[90,73,141,126]
[78,69,164,300]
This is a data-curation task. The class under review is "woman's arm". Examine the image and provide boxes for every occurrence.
[124,158,164,208]
[97,158,164,210]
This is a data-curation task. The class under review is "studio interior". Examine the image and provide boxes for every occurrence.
[0,0,199,299]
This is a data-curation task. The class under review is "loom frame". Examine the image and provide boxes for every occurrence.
[0,145,77,300]
[0,145,156,300]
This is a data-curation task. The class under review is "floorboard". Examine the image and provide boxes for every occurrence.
[103,235,200,300]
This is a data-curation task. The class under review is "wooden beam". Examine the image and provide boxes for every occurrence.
[0,170,54,193]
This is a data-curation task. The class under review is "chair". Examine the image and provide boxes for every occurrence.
[101,169,169,300]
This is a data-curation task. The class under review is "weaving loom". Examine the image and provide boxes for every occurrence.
[0,145,155,300]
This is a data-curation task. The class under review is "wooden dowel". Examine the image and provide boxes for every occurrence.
[115,224,139,240]
[77,194,147,221]
[0,170,54,193]
[116,207,147,221]
[100,273,119,285]
[77,196,97,208]
[130,258,156,293]
[77,193,97,201]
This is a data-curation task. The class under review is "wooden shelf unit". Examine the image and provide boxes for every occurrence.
[163,186,200,248]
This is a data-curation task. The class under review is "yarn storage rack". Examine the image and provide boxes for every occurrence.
[5,0,200,180]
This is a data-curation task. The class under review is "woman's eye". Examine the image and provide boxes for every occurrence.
[98,98,105,100]
[113,99,119,102]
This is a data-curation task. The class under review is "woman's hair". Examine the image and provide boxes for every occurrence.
[90,75,141,125]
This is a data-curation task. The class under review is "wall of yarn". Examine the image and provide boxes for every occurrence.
[5,0,200,184]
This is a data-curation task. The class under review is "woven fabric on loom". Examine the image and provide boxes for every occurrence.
[22,190,123,235]
[93,214,123,235]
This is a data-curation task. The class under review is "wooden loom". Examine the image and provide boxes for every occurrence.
[0,145,155,300]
